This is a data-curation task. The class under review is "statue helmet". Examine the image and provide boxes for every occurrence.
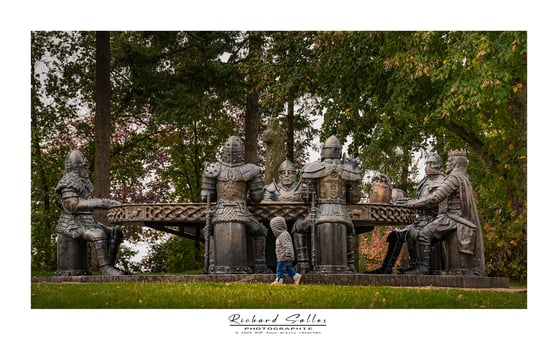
[278,159,296,173]
[64,149,89,173]
[322,135,342,159]
[425,152,442,175]
[219,135,245,165]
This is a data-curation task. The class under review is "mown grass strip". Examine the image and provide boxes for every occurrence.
[31,282,526,309]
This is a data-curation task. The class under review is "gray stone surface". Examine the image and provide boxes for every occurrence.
[32,273,509,288]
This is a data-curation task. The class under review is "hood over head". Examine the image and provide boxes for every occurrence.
[270,216,287,236]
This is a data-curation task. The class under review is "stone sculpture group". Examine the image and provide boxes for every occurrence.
[54,135,486,277]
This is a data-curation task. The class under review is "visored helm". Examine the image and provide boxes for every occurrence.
[322,135,342,160]
[425,152,442,175]
[64,149,89,174]
[219,135,245,165]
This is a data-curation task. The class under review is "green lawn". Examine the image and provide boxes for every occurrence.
[31,281,527,309]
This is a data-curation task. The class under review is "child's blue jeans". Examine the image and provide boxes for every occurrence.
[276,261,297,280]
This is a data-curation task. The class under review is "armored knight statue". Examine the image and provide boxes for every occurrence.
[201,136,271,274]
[403,150,486,276]
[368,152,445,274]
[300,135,362,273]
[55,149,125,276]
[262,159,312,272]
[263,159,304,202]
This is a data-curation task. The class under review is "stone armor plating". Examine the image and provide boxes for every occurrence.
[301,152,362,273]
[201,137,270,274]
[202,162,264,233]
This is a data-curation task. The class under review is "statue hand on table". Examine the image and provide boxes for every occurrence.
[394,198,411,205]
[398,199,415,208]
[86,198,121,209]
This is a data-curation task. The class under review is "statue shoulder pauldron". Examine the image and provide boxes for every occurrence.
[203,162,221,178]
[302,161,328,179]
[239,163,262,181]
[443,173,461,188]
[264,182,278,193]
[341,164,362,181]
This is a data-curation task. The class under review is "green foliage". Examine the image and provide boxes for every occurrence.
[31,31,96,271]
[284,31,527,279]
[115,244,142,274]
[140,236,204,273]
[31,282,526,309]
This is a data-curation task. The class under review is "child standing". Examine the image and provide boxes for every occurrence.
[269,216,302,285]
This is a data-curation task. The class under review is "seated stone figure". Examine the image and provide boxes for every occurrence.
[262,159,304,202]
[262,159,310,272]
[300,135,362,273]
[403,150,486,276]
[367,152,445,274]
[55,149,125,276]
[201,136,271,274]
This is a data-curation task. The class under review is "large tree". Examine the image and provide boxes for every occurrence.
[300,31,527,278]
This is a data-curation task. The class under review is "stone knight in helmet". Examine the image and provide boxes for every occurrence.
[263,159,304,202]
[201,136,271,274]
[55,149,125,275]
[300,135,362,273]
[368,152,446,274]
[403,150,486,276]
[262,159,311,272]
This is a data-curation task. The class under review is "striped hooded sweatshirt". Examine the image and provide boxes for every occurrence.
[270,216,295,261]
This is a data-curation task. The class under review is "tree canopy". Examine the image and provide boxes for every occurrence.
[31,31,527,279]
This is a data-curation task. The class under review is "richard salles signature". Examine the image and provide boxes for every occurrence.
[228,313,327,327]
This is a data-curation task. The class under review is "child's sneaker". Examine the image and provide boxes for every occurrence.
[293,274,302,285]
[271,279,283,285]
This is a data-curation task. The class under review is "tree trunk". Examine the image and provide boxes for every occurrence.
[93,32,110,212]
[94,31,111,220]
[92,31,111,270]
[286,100,295,162]
[245,91,259,164]
[244,33,261,165]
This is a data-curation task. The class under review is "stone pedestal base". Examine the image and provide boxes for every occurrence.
[55,234,90,276]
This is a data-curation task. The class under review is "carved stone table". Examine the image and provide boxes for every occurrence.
[107,202,415,272]
[108,202,415,240]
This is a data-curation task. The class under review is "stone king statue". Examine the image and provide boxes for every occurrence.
[403,150,486,276]
[201,136,271,274]
[300,135,362,273]
[55,149,125,276]
[368,152,445,274]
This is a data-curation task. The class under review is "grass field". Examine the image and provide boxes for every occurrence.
[31,281,527,309]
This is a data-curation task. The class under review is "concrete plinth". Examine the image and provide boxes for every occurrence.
[33,273,510,289]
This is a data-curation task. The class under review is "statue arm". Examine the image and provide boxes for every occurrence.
[409,175,459,209]
[247,171,264,204]
[261,183,276,202]
[300,178,315,203]
[201,163,219,202]
[60,188,119,212]
[346,181,362,204]
[76,198,121,210]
